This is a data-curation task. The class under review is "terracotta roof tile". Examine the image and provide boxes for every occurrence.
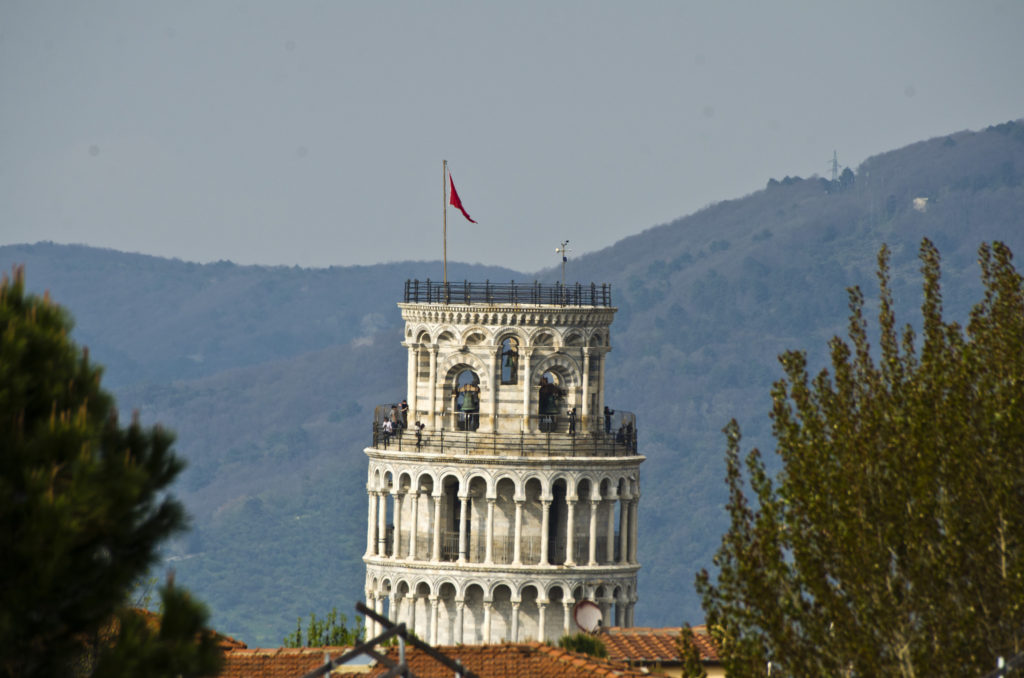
[330,642,648,678]
[600,625,721,664]
[220,646,353,678]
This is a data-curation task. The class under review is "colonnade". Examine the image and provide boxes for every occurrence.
[363,578,638,644]
[364,471,640,568]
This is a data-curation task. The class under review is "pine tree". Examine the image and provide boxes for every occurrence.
[694,240,1024,677]
[0,267,220,677]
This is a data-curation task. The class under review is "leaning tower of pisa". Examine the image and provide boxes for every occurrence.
[363,280,642,645]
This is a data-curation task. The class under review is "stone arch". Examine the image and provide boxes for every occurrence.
[490,583,515,642]
[414,470,437,492]
[462,583,486,644]
[546,584,569,638]
[466,475,488,563]
[518,584,541,641]
[439,354,487,432]
[521,472,549,499]
[438,472,464,562]
[493,326,527,346]
[460,326,489,346]
[528,328,558,347]
[548,477,570,565]
[436,580,459,645]
[492,477,517,565]
[438,352,490,387]
[564,330,584,347]
[531,353,581,390]
[413,327,432,344]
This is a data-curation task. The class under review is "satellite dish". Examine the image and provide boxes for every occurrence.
[572,599,603,633]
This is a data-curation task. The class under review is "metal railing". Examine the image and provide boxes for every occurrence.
[371,404,637,456]
[403,279,613,307]
[371,426,638,457]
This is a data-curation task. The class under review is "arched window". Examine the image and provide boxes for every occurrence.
[538,370,564,433]
[454,369,480,431]
[500,337,519,385]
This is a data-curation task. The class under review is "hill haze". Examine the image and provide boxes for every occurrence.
[4,119,1024,645]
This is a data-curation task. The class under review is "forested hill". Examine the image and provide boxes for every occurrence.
[4,119,1023,645]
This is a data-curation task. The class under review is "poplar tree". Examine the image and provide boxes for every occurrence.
[693,240,1024,677]
[0,268,220,677]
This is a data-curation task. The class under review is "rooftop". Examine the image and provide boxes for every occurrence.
[330,642,647,678]
[403,279,613,307]
[600,626,722,665]
[220,646,358,678]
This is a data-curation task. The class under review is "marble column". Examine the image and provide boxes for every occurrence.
[513,500,524,565]
[538,599,548,642]
[540,499,551,565]
[377,491,388,556]
[511,600,521,642]
[455,599,466,644]
[407,491,419,560]
[457,495,469,563]
[487,347,499,432]
[483,599,493,644]
[562,599,573,635]
[581,348,591,430]
[406,343,417,421]
[485,497,495,564]
[427,346,438,429]
[605,497,616,564]
[366,490,377,556]
[521,349,532,432]
[429,595,439,645]
[626,497,634,565]
[618,493,630,564]
[431,492,442,562]
[365,591,377,639]
[588,499,599,566]
[391,490,403,559]
[565,498,577,566]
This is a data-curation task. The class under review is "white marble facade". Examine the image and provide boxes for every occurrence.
[364,288,642,643]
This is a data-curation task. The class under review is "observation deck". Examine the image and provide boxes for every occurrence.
[403,279,613,307]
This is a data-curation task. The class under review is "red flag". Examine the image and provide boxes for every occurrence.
[448,174,477,224]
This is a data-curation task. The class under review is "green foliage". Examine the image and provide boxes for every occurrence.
[558,632,607,658]
[694,240,1024,677]
[0,268,217,676]
[678,623,708,678]
[283,607,363,647]
[90,580,224,678]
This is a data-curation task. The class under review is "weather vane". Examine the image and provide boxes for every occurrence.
[555,240,571,287]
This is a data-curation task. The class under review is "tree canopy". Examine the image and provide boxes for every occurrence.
[283,607,363,647]
[0,267,220,677]
[692,240,1024,677]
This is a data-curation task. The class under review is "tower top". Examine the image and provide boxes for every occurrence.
[403,279,613,307]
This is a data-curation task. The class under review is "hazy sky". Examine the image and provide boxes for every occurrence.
[3,1,1022,273]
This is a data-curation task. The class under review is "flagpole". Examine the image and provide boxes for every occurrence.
[442,159,448,285]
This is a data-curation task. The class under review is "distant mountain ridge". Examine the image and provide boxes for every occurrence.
[4,118,1023,644]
